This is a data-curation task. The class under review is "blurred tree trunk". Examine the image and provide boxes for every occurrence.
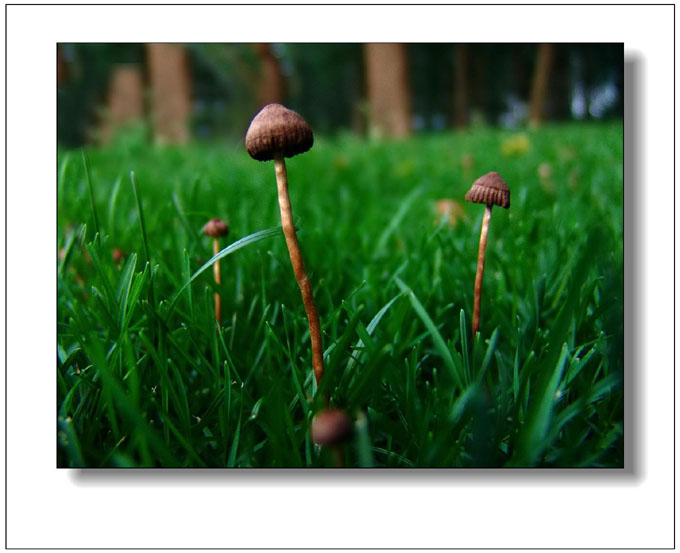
[252,43,285,107]
[147,43,192,144]
[529,43,554,126]
[453,44,469,128]
[57,44,67,86]
[99,64,144,144]
[469,48,488,125]
[364,43,411,138]
[550,45,572,120]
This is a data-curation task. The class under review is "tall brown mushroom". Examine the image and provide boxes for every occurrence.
[465,171,510,335]
[203,217,230,324]
[245,103,324,386]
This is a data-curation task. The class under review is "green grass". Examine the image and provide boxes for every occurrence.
[57,121,623,467]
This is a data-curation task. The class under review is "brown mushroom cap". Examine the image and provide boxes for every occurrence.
[203,218,229,238]
[465,171,510,209]
[245,103,314,162]
[311,408,353,446]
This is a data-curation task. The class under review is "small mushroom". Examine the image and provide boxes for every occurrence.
[461,152,475,170]
[465,171,510,335]
[112,247,124,266]
[537,161,552,180]
[203,217,230,324]
[311,408,353,446]
[435,198,465,228]
[245,103,324,386]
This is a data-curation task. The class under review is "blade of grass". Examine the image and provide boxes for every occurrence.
[264,321,310,416]
[459,310,470,385]
[347,344,390,406]
[58,224,86,276]
[74,324,178,466]
[477,327,500,383]
[182,249,193,318]
[375,185,423,256]
[511,342,570,466]
[354,411,374,468]
[82,150,100,239]
[168,358,191,434]
[345,291,403,375]
[58,151,71,210]
[513,331,521,402]
[58,416,85,467]
[162,416,207,468]
[116,253,137,329]
[395,277,463,392]
[226,390,243,467]
[172,190,198,246]
[130,171,151,265]
[121,263,148,332]
[548,372,621,445]
[86,240,116,310]
[319,303,365,398]
[107,175,122,234]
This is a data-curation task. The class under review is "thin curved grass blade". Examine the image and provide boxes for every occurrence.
[165,226,283,318]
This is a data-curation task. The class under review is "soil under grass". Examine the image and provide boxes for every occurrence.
[57,121,623,467]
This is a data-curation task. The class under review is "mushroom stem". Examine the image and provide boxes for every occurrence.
[274,154,324,386]
[213,237,222,324]
[331,445,344,468]
[472,204,492,335]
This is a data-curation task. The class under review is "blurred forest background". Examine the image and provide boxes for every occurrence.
[57,43,622,148]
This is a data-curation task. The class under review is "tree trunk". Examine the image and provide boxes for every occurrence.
[469,48,488,126]
[529,43,555,126]
[364,43,411,138]
[147,43,192,144]
[57,44,67,86]
[453,44,469,128]
[252,43,285,107]
[99,64,144,144]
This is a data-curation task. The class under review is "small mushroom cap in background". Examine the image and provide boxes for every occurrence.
[112,247,125,264]
[435,198,465,228]
[245,103,314,162]
[311,408,353,446]
[203,218,230,238]
[465,171,510,209]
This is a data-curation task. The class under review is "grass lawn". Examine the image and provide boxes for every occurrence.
[57,121,623,467]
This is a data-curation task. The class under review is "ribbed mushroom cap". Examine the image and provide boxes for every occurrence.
[203,218,230,238]
[311,408,353,446]
[465,171,510,209]
[245,103,314,161]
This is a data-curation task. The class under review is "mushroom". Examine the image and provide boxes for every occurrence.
[311,408,353,466]
[112,247,124,266]
[245,103,324,386]
[464,171,510,335]
[311,408,353,446]
[435,198,465,228]
[203,217,230,324]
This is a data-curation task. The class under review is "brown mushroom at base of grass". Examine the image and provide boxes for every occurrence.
[203,217,230,324]
[311,408,353,467]
[245,103,324,387]
[464,171,510,336]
